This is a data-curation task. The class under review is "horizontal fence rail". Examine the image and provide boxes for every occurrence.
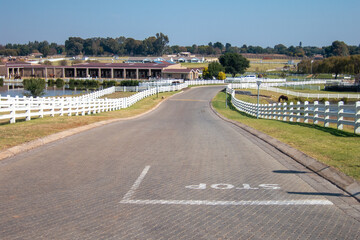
[261,86,360,99]
[229,80,360,99]
[226,78,286,83]
[227,85,360,134]
[0,80,223,124]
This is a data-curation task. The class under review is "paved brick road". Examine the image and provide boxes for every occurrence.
[0,86,359,239]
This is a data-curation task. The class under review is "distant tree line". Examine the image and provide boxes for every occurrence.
[298,55,360,78]
[0,41,65,57]
[1,34,359,58]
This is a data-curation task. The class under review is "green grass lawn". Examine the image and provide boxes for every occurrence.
[180,62,208,68]
[213,90,360,181]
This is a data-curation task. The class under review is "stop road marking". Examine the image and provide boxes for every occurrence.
[185,183,281,190]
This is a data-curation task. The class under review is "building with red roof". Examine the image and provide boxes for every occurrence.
[5,62,201,80]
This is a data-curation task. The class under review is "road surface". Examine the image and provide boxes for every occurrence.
[0,86,359,239]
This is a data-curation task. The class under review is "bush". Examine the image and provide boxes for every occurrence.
[23,78,46,97]
[120,80,139,86]
[218,71,226,80]
[56,78,65,88]
[71,59,83,65]
[59,60,68,66]
[69,79,100,90]
[0,78,3,87]
[43,60,52,66]
[84,80,100,89]
[320,98,329,103]
[47,79,56,87]
[324,84,360,92]
[102,80,117,88]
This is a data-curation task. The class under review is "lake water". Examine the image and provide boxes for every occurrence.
[0,89,89,98]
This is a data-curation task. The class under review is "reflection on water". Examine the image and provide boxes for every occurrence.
[0,89,88,98]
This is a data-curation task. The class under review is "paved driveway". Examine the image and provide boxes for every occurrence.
[0,86,359,239]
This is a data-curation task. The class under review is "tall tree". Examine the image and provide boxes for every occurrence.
[202,62,224,79]
[65,37,84,56]
[219,53,250,77]
[324,41,349,57]
[153,32,169,55]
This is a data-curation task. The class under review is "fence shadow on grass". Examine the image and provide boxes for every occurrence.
[222,89,359,138]
[286,121,359,138]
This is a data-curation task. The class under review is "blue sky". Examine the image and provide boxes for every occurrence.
[0,0,359,47]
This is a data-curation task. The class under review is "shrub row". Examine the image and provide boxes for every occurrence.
[0,78,3,87]
[47,78,65,88]
[324,84,360,92]
[119,80,139,86]
[68,79,100,90]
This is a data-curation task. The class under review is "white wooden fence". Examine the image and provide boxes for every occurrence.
[186,80,225,85]
[229,80,360,99]
[226,85,360,134]
[261,86,360,99]
[0,84,186,124]
[0,80,225,124]
[226,78,286,83]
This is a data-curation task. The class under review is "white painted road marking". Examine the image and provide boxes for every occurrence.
[120,166,333,206]
[122,165,151,201]
[185,183,280,190]
[120,199,333,206]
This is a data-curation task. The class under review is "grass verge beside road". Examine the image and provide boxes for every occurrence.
[212,90,360,181]
[0,91,177,152]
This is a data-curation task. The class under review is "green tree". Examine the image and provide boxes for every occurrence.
[23,78,46,97]
[38,41,50,57]
[153,32,169,55]
[56,78,65,88]
[0,78,4,87]
[324,41,349,57]
[274,44,287,54]
[203,62,224,79]
[47,79,56,87]
[65,37,84,56]
[219,53,249,77]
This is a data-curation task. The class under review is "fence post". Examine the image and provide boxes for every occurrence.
[272,103,277,119]
[39,98,44,118]
[60,98,64,116]
[283,102,287,121]
[25,97,31,121]
[75,99,79,116]
[296,101,301,122]
[313,101,319,125]
[81,100,86,116]
[277,103,282,120]
[304,101,309,123]
[9,99,16,124]
[324,101,330,128]
[337,101,344,130]
[68,100,72,116]
[355,101,360,134]
[289,102,293,122]
[50,99,55,117]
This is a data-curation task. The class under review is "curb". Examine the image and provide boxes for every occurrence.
[210,99,360,202]
[0,90,184,162]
